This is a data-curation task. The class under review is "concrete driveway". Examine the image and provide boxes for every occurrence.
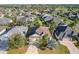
[59,38,79,54]
[26,45,38,54]
[26,36,39,54]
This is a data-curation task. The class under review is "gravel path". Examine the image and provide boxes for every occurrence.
[59,38,79,54]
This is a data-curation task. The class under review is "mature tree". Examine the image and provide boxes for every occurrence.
[68,22,75,28]
[49,21,57,34]
[39,34,49,48]
[33,17,43,27]
[71,35,78,41]
[9,34,27,49]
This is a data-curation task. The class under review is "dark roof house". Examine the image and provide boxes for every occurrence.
[69,12,78,20]
[26,27,37,36]
[42,14,53,22]
[54,23,74,40]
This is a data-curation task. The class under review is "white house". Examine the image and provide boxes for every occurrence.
[0,26,6,35]
[0,17,13,25]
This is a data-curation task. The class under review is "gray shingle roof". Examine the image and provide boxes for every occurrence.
[42,14,53,21]
[0,26,5,32]
[0,26,28,50]
[0,34,9,50]
[6,26,28,37]
[0,18,12,25]
[16,15,36,22]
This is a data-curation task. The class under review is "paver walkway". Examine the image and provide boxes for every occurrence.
[26,45,38,54]
[59,38,79,54]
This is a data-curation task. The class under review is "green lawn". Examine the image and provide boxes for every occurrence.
[8,46,28,54]
[62,17,73,25]
[38,44,70,54]
[74,28,79,32]
[37,19,43,26]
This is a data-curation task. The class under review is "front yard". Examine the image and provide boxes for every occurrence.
[8,46,28,54]
[7,34,29,54]
[38,44,70,54]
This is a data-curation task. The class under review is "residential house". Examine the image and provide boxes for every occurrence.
[6,26,28,37]
[0,11,5,18]
[0,17,13,25]
[69,12,77,19]
[53,16,63,26]
[0,8,5,18]
[16,15,37,26]
[0,26,6,35]
[42,14,53,22]
[29,33,40,43]
[29,26,51,42]
[29,26,58,48]
[0,34,9,50]
[35,11,41,16]
[0,26,28,50]
[63,12,79,19]
[36,26,51,37]
[26,26,37,36]
[63,12,69,17]
[54,22,74,40]
[24,11,32,16]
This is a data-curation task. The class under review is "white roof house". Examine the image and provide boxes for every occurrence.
[0,17,13,25]
[17,15,36,22]
[0,26,6,35]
